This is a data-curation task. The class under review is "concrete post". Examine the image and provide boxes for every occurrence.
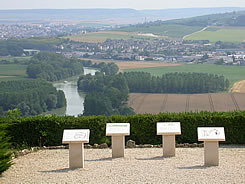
[204,141,219,166]
[162,135,176,157]
[69,143,84,168]
[112,135,125,158]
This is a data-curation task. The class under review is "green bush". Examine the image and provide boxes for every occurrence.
[0,130,12,175]
[1,111,245,148]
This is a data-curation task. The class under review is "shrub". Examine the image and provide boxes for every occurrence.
[1,111,245,148]
[0,130,12,175]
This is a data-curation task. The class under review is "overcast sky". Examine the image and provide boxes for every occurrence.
[1,0,245,10]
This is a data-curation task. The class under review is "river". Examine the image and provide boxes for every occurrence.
[52,67,98,116]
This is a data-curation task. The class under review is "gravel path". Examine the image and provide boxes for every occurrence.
[1,146,245,184]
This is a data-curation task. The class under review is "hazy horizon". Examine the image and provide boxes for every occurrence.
[1,0,245,10]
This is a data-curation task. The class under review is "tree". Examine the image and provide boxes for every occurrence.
[0,131,12,175]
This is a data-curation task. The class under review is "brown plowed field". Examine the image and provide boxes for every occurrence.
[129,93,245,114]
[116,62,180,70]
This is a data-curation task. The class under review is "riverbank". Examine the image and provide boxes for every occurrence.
[1,146,244,183]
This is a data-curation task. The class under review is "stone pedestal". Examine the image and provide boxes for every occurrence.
[204,141,219,166]
[69,143,84,168]
[112,136,125,158]
[162,135,176,157]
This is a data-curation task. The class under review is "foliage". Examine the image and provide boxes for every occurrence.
[0,79,66,116]
[0,38,62,57]
[80,60,119,75]
[1,111,245,148]
[0,130,12,175]
[26,52,84,81]
[78,72,133,116]
[124,72,229,93]
[124,64,245,87]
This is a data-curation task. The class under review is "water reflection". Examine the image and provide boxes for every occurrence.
[52,67,98,116]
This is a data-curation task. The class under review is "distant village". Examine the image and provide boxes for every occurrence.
[63,38,245,66]
[1,23,245,66]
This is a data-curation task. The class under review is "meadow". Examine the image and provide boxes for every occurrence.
[0,64,27,81]
[123,63,245,86]
[184,26,245,43]
[64,31,163,43]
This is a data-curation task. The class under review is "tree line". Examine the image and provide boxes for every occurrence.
[78,72,134,116]
[78,70,229,96]
[80,60,119,75]
[0,80,66,116]
[0,38,62,57]
[26,52,84,81]
[124,72,230,93]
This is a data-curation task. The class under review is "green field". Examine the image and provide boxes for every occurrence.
[65,31,165,43]
[117,24,204,39]
[0,56,31,63]
[0,64,28,81]
[124,64,245,86]
[184,27,245,43]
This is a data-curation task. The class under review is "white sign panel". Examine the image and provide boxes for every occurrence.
[198,127,225,141]
[62,129,90,144]
[157,122,181,135]
[106,123,130,136]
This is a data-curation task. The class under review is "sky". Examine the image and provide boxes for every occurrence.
[1,0,245,10]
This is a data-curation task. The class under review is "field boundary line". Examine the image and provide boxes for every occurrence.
[183,26,209,40]
[185,95,190,112]
[208,94,214,112]
[160,94,168,112]
[135,94,147,113]
[128,94,142,106]
[230,93,240,110]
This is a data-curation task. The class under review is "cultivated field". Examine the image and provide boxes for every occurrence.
[0,64,27,81]
[65,31,163,43]
[184,26,245,43]
[124,64,245,86]
[80,59,181,70]
[116,62,180,70]
[128,92,245,114]
[117,24,204,39]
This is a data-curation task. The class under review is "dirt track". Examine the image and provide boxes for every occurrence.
[129,93,245,114]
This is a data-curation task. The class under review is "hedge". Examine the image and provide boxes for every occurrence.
[1,111,245,148]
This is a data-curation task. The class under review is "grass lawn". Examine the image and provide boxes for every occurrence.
[124,64,245,86]
[0,64,28,81]
[184,26,245,43]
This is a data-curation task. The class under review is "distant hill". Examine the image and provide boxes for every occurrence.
[0,8,245,24]
[163,10,245,27]
[116,10,245,40]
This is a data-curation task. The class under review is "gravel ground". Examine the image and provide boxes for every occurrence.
[1,146,245,184]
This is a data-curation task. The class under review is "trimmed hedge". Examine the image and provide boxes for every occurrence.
[1,111,245,148]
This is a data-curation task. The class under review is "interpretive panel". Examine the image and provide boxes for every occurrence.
[62,129,90,144]
[157,122,181,135]
[106,123,130,136]
[198,127,225,141]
